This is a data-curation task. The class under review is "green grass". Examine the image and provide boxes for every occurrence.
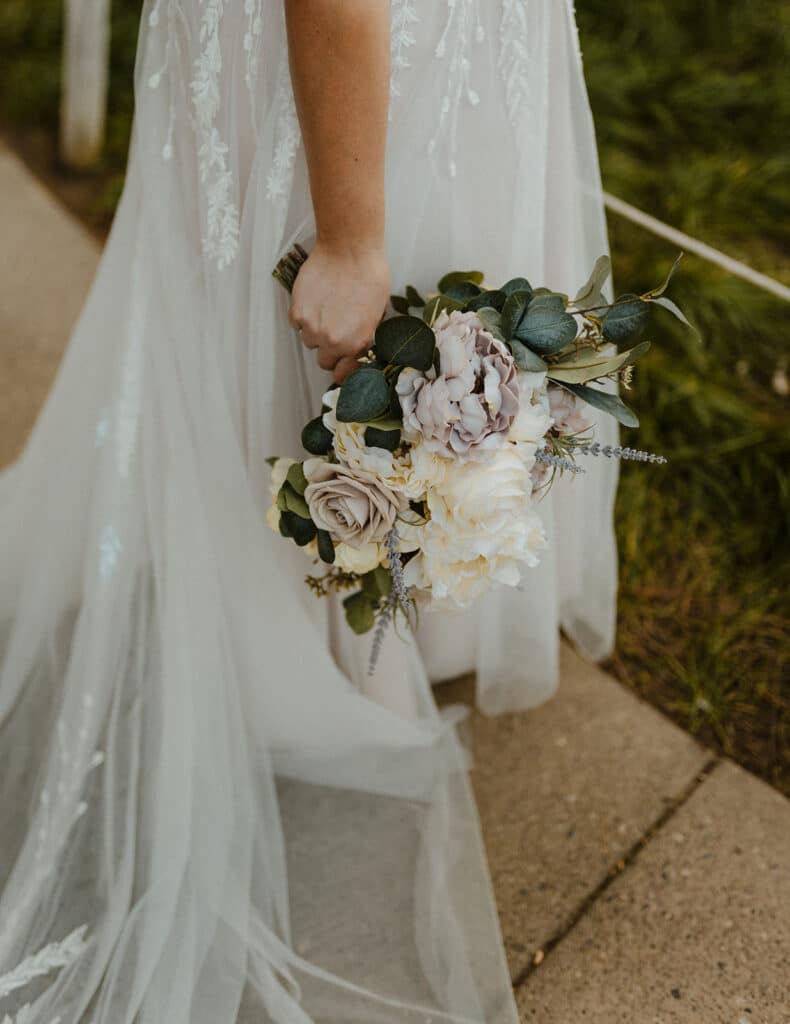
[0,0,787,790]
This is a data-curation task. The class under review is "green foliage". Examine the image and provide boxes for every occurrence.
[374,315,436,371]
[513,294,578,354]
[335,367,390,423]
[343,590,377,635]
[301,416,333,456]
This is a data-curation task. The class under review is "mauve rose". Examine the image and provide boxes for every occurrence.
[397,309,520,462]
[303,458,405,549]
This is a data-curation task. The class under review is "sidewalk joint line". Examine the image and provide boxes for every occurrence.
[511,755,719,992]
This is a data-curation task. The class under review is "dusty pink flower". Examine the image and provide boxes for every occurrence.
[397,309,520,462]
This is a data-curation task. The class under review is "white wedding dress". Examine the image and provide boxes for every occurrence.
[0,2,617,1021]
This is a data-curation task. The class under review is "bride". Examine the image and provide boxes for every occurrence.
[0,1,618,1021]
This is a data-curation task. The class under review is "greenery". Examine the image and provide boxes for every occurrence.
[0,0,786,789]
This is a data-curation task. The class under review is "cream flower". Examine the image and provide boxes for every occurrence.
[333,541,385,575]
[507,371,552,472]
[322,388,438,499]
[548,384,591,436]
[403,448,546,607]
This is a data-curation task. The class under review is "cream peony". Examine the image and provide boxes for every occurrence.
[333,541,385,575]
[403,448,546,607]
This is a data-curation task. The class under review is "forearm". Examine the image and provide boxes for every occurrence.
[284,0,390,252]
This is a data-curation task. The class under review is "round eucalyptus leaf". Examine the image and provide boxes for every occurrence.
[501,290,531,341]
[601,294,650,344]
[500,277,532,299]
[513,294,578,354]
[510,339,548,372]
[437,269,485,293]
[301,415,333,456]
[465,289,507,313]
[374,316,436,371]
[336,366,391,423]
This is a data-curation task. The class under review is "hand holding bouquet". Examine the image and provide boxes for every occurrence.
[269,248,692,667]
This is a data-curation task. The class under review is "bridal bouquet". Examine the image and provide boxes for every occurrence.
[268,247,691,660]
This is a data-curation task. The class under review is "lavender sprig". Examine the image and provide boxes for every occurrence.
[534,450,586,474]
[576,442,667,464]
[368,525,412,675]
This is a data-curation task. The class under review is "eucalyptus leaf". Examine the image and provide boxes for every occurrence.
[514,294,578,354]
[443,281,482,302]
[280,510,317,546]
[276,486,289,513]
[336,367,390,423]
[500,277,532,298]
[362,566,392,601]
[501,290,531,341]
[390,294,410,315]
[601,294,650,344]
[547,340,651,385]
[532,287,569,304]
[265,456,278,467]
[282,482,311,519]
[278,513,292,539]
[571,254,611,308]
[365,425,401,451]
[649,295,700,337]
[422,295,465,325]
[343,591,376,635]
[316,529,335,565]
[437,270,485,293]
[286,461,308,495]
[510,339,548,372]
[374,315,436,371]
[557,381,639,428]
[301,416,333,456]
[643,252,684,299]
[465,289,507,313]
[474,306,506,342]
[405,285,426,307]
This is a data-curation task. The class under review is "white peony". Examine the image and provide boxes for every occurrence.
[507,370,552,475]
[403,447,546,607]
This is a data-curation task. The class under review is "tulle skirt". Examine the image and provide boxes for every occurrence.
[0,1,616,1020]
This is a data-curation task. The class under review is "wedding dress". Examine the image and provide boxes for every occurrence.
[0,2,617,1021]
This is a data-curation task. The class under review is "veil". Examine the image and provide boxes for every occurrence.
[0,2,615,1021]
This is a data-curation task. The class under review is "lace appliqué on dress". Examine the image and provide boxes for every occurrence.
[0,927,88,1003]
[266,53,300,240]
[499,0,531,127]
[429,0,485,177]
[191,0,240,270]
[390,0,419,118]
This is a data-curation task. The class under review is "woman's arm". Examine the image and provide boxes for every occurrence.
[284,0,391,383]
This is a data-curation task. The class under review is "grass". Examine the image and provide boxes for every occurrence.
[0,1,787,791]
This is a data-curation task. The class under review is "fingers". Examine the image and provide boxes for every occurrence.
[333,355,361,384]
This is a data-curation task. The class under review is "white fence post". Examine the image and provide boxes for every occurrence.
[60,0,112,169]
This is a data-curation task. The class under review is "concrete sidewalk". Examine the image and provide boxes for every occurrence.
[1,139,788,1022]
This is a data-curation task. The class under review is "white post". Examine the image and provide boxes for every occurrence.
[60,0,112,169]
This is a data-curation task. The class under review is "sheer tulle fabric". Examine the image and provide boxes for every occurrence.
[0,2,615,1021]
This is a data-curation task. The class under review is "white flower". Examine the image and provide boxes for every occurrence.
[404,448,546,607]
[507,371,552,470]
[334,541,385,575]
[322,388,430,499]
[548,384,592,436]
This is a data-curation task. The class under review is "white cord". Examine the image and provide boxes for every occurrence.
[603,191,790,303]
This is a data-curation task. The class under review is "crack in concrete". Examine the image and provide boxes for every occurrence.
[510,756,720,992]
